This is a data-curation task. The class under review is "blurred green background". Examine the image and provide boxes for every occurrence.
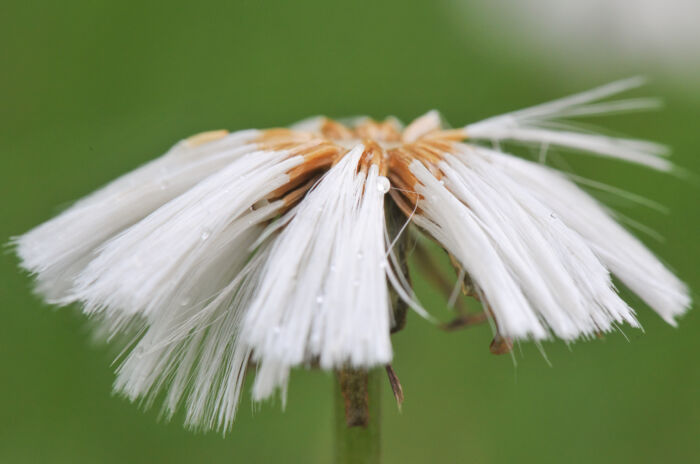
[1,1,698,463]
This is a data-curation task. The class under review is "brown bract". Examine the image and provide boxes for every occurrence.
[255,116,469,215]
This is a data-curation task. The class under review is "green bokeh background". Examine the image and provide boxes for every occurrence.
[1,1,698,463]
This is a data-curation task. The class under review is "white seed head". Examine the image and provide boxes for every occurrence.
[11,80,690,433]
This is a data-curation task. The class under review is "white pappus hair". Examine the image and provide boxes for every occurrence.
[242,144,397,401]
[14,129,261,301]
[410,151,641,341]
[464,77,672,171]
[11,78,691,433]
[471,147,689,324]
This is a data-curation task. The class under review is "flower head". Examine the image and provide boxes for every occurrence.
[14,78,690,431]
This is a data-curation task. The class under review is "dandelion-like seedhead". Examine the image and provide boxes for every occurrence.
[13,78,690,432]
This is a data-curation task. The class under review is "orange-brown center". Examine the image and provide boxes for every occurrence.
[253,117,469,215]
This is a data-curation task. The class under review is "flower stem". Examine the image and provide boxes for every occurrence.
[334,368,381,463]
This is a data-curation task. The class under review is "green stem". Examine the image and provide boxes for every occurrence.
[334,369,381,464]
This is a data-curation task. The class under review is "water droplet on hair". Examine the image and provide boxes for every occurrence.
[376,176,390,194]
[200,229,211,240]
[379,260,388,269]
[316,295,324,304]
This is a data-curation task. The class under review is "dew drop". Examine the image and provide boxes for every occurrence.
[316,295,324,304]
[376,176,390,194]
[200,229,211,241]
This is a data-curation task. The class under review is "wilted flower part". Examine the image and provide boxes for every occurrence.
[243,145,398,401]
[13,78,690,431]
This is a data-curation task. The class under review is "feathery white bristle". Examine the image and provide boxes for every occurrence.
[13,129,261,301]
[468,126,670,170]
[409,160,547,340]
[494,77,649,121]
[115,243,274,433]
[472,146,690,324]
[443,150,637,339]
[15,129,311,431]
[242,145,396,401]
[70,150,303,324]
[548,98,663,119]
[464,78,672,171]
[414,158,611,342]
[91,147,305,432]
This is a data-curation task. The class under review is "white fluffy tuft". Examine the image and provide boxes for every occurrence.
[68,150,302,325]
[115,244,274,433]
[464,78,672,171]
[13,130,261,301]
[241,145,396,401]
[472,146,690,325]
[14,134,311,431]
[85,149,305,432]
[410,160,546,340]
[409,138,687,340]
[12,80,690,432]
